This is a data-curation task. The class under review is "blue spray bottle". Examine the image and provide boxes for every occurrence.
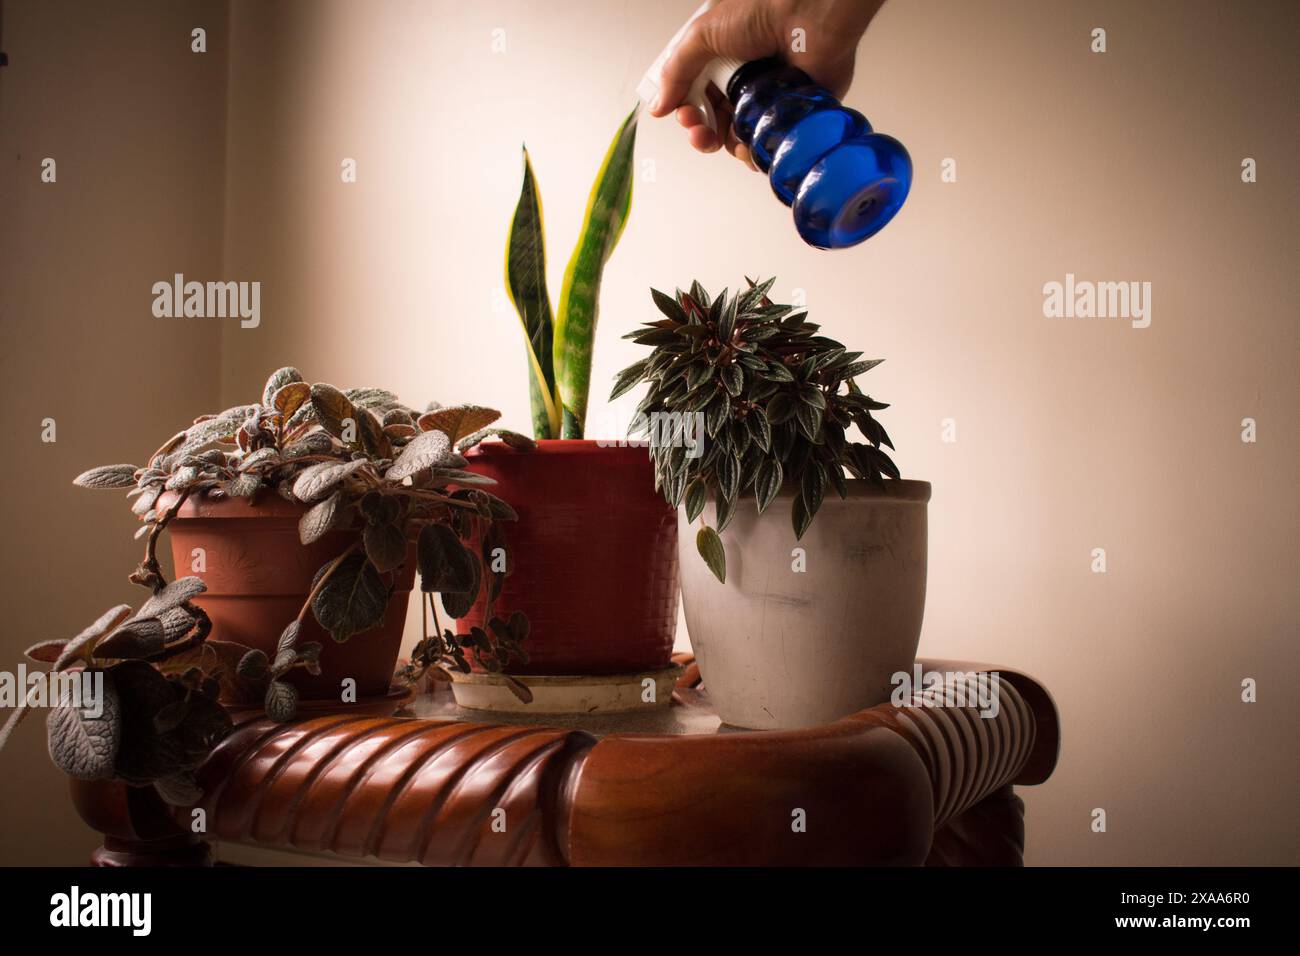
[638,0,911,249]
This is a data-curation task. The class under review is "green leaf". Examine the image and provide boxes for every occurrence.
[553,106,639,438]
[716,453,740,500]
[795,401,823,441]
[684,477,709,522]
[696,525,726,584]
[839,359,885,379]
[610,359,649,401]
[651,287,688,324]
[746,409,772,451]
[755,459,783,513]
[311,554,388,643]
[792,493,813,540]
[506,147,561,439]
[705,392,730,437]
[801,460,826,518]
[766,392,797,425]
[799,384,827,410]
[715,487,737,532]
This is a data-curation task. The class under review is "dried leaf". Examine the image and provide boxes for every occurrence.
[292,459,367,502]
[262,366,304,405]
[46,669,121,780]
[283,431,335,459]
[385,429,456,481]
[311,553,388,643]
[137,577,207,620]
[73,464,139,489]
[456,427,536,453]
[364,522,408,573]
[271,381,311,421]
[310,383,358,441]
[276,620,302,657]
[54,605,134,671]
[154,771,203,806]
[94,618,166,660]
[156,640,261,705]
[264,680,298,722]
[417,405,501,443]
[417,523,477,593]
[299,490,342,544]
[228,472,262,498]
[24,640,66,664]
[237,649,270,681]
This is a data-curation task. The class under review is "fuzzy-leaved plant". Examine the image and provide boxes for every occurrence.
[0,368,535,806]
[612,279,900,583]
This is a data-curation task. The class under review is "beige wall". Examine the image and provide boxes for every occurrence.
[0,0,228,863]
[3,0,1297,865]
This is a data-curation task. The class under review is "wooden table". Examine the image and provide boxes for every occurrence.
[71,655,1059,866]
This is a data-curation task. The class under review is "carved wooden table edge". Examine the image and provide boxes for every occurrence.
[69,654,1059,867]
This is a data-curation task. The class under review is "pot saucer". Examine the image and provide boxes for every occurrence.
[226,683,415,720]
[450,665,682,716]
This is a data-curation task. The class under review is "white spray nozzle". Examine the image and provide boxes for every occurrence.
[638,0,744,132]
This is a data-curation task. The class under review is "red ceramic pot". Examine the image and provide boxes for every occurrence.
[460,440,679,675]
[160,493,414,699]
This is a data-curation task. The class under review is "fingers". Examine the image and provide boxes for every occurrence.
[676,104,722,153]
[649,18,717,117]
[676,101,755,170]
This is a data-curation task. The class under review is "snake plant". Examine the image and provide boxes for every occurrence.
[505,106,638,439]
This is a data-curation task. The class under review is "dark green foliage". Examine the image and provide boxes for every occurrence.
[613,278,899,581]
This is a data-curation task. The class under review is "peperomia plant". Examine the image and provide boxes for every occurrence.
[505,107,638,439]
[0,368,533,805]
[612,279,900,584]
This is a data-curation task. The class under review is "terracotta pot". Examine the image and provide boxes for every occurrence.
[678,479,930,729]
[460,440,679,675]
[160,493,414,699]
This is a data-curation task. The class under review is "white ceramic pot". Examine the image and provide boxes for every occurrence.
[678,479,930,729]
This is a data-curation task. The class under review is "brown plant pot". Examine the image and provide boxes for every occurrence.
[159,493,414,699]
[459,440,680,675]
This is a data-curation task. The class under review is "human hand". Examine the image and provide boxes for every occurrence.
[648,0,887,168]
